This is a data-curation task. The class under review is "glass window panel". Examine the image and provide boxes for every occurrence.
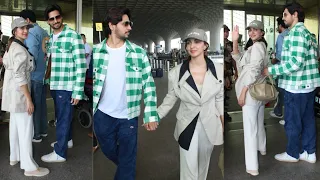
[233,10,245,45]
[263,16,275,53]
[224,10,232,41]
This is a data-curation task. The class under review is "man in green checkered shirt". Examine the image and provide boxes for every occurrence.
[93,7,159,179]
[263,2,320,163]
[41,4,86,163]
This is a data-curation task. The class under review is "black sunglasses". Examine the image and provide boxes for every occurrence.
[122,21,133,27]
[48,15,62,22]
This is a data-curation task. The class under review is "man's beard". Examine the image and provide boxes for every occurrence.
[116,30,129,40]
[51,21,63,30]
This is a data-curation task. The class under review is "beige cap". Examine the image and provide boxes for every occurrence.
[11,17,33,30]
[183,28,208,44]
[246,20,264,31]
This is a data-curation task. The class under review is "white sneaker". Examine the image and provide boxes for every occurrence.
[51,139,73,148]
[246,169,259,176]
[279,120,285,125]
[260,151,267,156]
[41,151,66,163]
[10,161,19,166]
[40,133,48,137]
[275,152,299,162]
[24,167,50,177]
[32,138,42,143]
[269,111,283,118]
[300,151,316,163]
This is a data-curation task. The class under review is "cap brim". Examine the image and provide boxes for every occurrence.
[246,25,264,31]
[17,23,33,28]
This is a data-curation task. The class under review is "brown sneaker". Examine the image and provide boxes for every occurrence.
[24,167,50,177]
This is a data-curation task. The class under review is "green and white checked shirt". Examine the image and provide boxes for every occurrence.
[46,25,86,99]
[268,22,320,90]
[93,39,159,123]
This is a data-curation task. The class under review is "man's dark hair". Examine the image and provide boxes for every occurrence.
[277,17,287,29]
[20,10,36,23]
[44,4,63,20]
[104,7,131,37]
[284,2,305,23]
[81,34,85,38]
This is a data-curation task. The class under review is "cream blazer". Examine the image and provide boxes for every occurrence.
[232,42,269,106]
[2,40,35,113]
[157,58,224,150]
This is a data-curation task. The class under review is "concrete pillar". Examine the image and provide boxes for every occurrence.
[165,37,171,52]
[209,22,223,52]
[76,0,82,33]
[148,41,153,53]
[154,40,161,53]
[178,31,187,52]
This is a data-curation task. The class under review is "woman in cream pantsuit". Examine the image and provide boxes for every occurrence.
[231,20,269,176]
[157,28,224,180]
[2,18,49,177]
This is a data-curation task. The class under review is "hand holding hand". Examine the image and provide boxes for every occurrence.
[143,122,159,131]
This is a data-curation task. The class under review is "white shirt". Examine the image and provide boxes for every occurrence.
[52,31,62,43]
[98,43,128,119]
[84,43,92,69]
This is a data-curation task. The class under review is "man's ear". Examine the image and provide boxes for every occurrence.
[108,22,114,31]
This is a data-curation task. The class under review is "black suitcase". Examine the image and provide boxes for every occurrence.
[151,69,157,78]
[156,68,163,78]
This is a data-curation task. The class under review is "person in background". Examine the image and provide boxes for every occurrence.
[81,34,92,70]
[269,16,289,125]
[20,9,50,143]
[2,17,49,177]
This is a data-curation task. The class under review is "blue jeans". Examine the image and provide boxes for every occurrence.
[31,80,47,139]
[94,109,138,180]
[274,78,284,116]
[284,90,316,159]
[51,90,73,158]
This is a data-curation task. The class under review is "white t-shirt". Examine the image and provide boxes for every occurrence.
[97,43,128,119]
[52,31,62,43]
[84,43,92,69]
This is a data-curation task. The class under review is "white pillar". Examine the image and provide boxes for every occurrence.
[165,38,171,52]
[148,41,153,53]
[210,23,223,52]
[76,0,82,33]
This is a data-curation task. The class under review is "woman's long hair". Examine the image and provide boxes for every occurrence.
[6,36,15,52]
[244,37,268,50]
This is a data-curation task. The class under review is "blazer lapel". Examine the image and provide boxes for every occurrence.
[179,61,201,99]
[202,59,221,98]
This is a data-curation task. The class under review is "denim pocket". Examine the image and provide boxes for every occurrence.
[118,118,138,136]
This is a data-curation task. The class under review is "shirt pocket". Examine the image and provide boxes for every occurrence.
[57,42,73,55]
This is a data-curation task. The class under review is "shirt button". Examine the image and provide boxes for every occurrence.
[30,59,32,61]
